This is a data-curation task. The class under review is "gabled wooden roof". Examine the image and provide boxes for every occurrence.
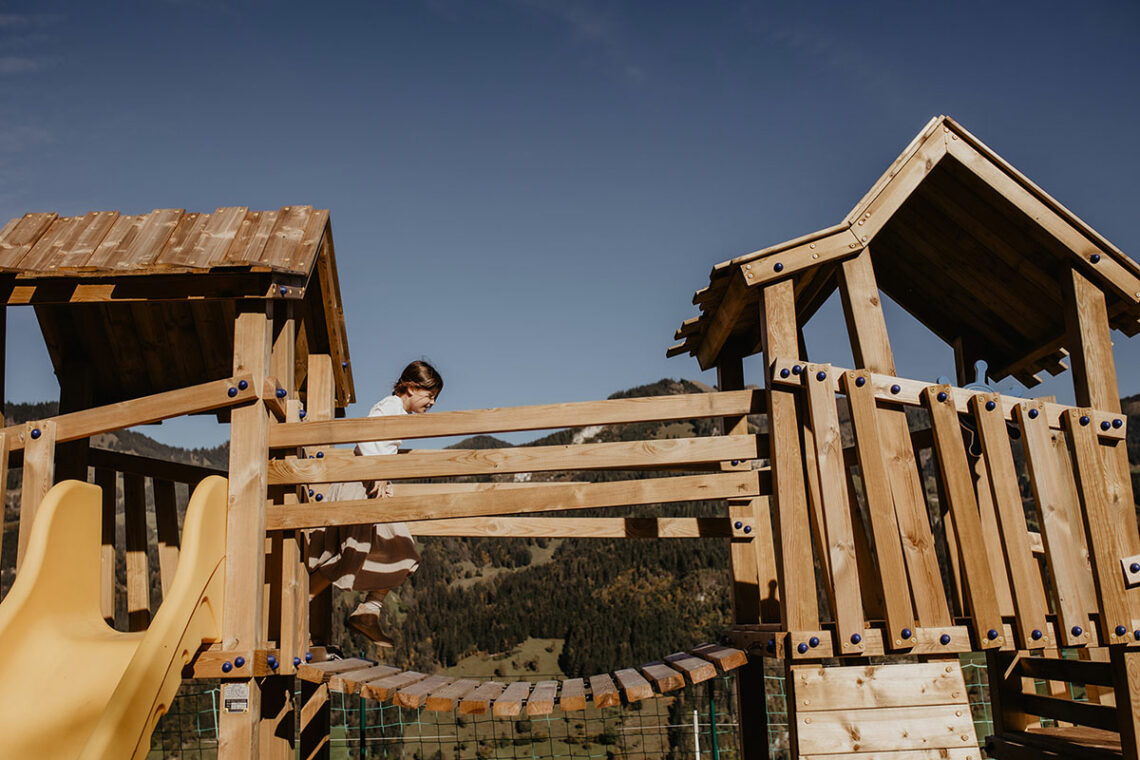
[0,206,354,408]
[672,116,1140,386]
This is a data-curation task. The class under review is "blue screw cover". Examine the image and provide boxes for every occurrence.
[268,655,278,669]
[987,629,999,640]
[855,376,866,387]
[1031,629,1043,640]
[228,387,237,397]
[1131,563,1140,574]
[1028,408,1039,419]
[1101,420,1111,431]
[1091,253,1101,263]
[774,262,784,272]
[299,410,307,419]
[743,525,752,534]
[1072,626,1083,637]
[809,636,820,647]
[305,652,313,662]
[816,371,827,381]
[797,643,808,654]
[308,489,314,497]
[1117,625,1128,637]
[30,428,40,440]
[279,286,288,296]
[238,379,249,391]
[937,391,947,402]
[234,656,245,668]
[901,628,912,639]
[315,493,323,501]
[294,657,302,667]
[780,368,790,378]
[940,634,951,645]
[890,384,901,394]
[734,521,743,530]
[850,633,862,644]
[222,661,233,673]
[1079,415,1090,426]
[1114,418,1124,428]
[985,400,996,411]
[276,388,287,398]
[792,365,802,375]
[316,451,324,458]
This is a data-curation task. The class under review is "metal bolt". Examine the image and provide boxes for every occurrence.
[809,243,816,249]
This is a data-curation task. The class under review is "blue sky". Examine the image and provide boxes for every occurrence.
[1,1,1138,447]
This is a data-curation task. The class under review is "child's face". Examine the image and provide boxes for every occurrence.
[402,386,438,414]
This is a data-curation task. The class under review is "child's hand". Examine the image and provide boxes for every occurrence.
[365,480,393,498]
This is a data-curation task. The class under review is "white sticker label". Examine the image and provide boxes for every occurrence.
[222,682,250,713]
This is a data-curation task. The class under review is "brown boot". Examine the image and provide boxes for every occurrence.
[348,596,393,647]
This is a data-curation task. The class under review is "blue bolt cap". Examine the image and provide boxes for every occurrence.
[730,460,740,466]
[29,428,40,440]
[1031,629,1043,640]
[228,387,237,397]
[792,365,802,375]
[316,451,324,458]
[780,368,790,378]
[797,643,808,654]
[901,628,912,639]
[1079,415,1090,426]
[890,384,901,394]
[342,361,348,368]
[308,489,314,497]
[1028,408,1039,419]
[234,656,245,668]
[774,262,784,272]
[855,376,866,387]
[1101,420,1111,430]
[279,286,288,296]
[294,656,302,667]
[268,655,278,669]
[299,410,307,419]
[238,379,249,391]
[985,400,996,411]
[276,388,287,398]
[937,391,947,402]
[1117,625,1128,637]
[734,521,743,530]
[766,638,775,652]
[305,652,313,662]
[315,493,323,501]
[809,636,820,647]
[1091,253,1101,263]
[1131,563,1140,574]
[816,370,827,381]
[987,629,999,640]
[743,525,752,534]
[1135,630,1140,641]
[1072,626,1083,637]
[851,633,862,644]
[940,634,951,645]
[222,661,233,673]
[1114,418,1124,428]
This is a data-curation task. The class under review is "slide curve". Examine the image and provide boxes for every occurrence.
[0,476,228,760]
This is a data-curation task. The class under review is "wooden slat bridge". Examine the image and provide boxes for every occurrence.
[295,643,746,717]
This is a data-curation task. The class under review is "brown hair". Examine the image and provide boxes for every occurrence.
[393,360,443,396]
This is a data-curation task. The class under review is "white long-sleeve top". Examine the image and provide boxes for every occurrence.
[354,394,405,457]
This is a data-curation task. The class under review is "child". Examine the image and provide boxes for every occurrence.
[306,360,443,646]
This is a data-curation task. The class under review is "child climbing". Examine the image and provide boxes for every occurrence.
[306,360,444,646]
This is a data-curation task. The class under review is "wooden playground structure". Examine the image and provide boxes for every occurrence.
[0,114,1138,759]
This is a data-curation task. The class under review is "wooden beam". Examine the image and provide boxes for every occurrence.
[3,271,309,305]
[406,516,735,537]
[1,374,257,453]
[269,471,759,530]
[738,227,864,290]
[15,420,55,573]
[269,390,761,449]
[96,467,117,626]
[86,447,224,484]
[123,472,150,632]
[697,271,750,370]
[304,354,335,651]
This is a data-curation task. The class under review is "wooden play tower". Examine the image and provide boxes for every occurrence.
[0,115,1136,760]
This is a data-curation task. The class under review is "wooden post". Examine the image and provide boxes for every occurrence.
[759,279,819,631]
[261,303,299,759]
[1111,647,1140,760]
[55,359,94,483]
[96,467,118,626]
[837,249,951,627]
[123,472,151,631]
[16,420,56,573]
[219,301,272,760]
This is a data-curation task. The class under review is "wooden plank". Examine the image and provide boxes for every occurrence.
[394,675,453,709]
[0,375,258,453]
[639,662,685,693]
[96,467,117,626]
[38,211,120,272]
[153,211,209,269]
[588,674,619,709]
[1020,693,1118,731]
[152,478,181,597]
[270,390,760,448]
[123,473,150,632]
[493,681,531,717]
[268,434,758,484]
[796,704,977,754]
[267,470,760,529]
[737,226,864,290]
[613,669,652,703]
[689,643,748,672]
[663,652,716,684]
[696,270,751,370]
[222,209,278,265]
[924,385,1005,648]
[971,451,1017,619]
[525,680,559,715]
[459,681,506,714]
[1065,409,1135,644]
[0,212,56,269]
[802,751,977,760]
[1112,647,1140,759]
[838,249,895,373]
[803,364,865,653]
[84,214,145,269]
[406,516,736,538]
[843,370,916,643]
[118,208,182,269]
[328,664,400,694]
[770,358,1126,440]
[761,279,818,631]
[86,447,224,485]
[219,302,272,756]
[558,679,586,711]
[425,679,479,712]
[1018,656,1114,687]
[973,394,1051,648]
[297,658,377,684]
[793,661,969,711]
[16,420,56,573]
[11,214,84,271]
[361,671,428,702]
[191,207,250,268]
[1017,401,1095,646]
[258,206,313,268]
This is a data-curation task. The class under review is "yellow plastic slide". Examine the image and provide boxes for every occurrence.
[0,476,228,760]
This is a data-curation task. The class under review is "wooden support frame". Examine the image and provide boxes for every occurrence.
[407,516,738,537]
[15,420,56,572]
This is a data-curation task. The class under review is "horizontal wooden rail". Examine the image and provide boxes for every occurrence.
[266,470,761,530]
[268,435,759,485]
[268,390,762,449]
[1017,656,1115,687]
[406,516,736,538]
[87,448,226,485]
[1019,693,1118,731]
[2,375,258,453]
[770,357,1126,439]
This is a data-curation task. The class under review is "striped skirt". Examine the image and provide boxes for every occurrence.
[304,480,421,592]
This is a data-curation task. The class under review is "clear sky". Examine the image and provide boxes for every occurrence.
[1,1,1138,447]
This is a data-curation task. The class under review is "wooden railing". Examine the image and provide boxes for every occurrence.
[738,357,1140,660]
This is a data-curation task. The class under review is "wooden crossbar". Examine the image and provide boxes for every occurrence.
[266,471,761,529]
[268,390,762,448]
[2,375,257,453]
[406,516,736,538]
[268,435,758,485]
[87,447,225,484]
